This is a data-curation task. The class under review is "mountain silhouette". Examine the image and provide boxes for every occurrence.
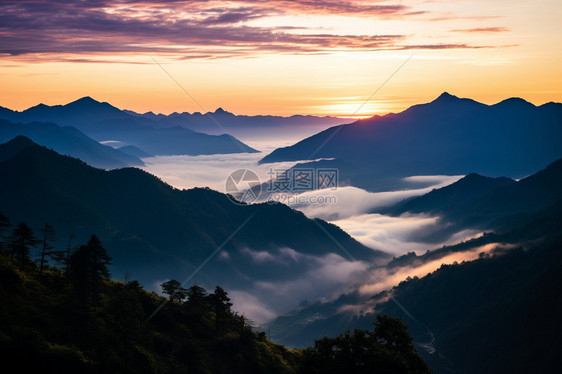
[270,224,562,373]
[24,96,128,121]
[0,134,35,163]
[0,119,143,169]
[0,137,384,289]
[259,93,562,191]
[266,157,562,373]
[383,158,562,230]
[0,97,258,156]
[381,173,516,216]
[126,106,351,140]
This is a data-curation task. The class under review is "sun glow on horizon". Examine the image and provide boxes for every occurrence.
[0,0,560,116]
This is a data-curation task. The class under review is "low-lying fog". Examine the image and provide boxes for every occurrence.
[140,145,488,324]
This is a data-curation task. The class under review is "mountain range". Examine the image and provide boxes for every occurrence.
[0,97,352,159]
[379,158,562,234]
[0,136,385,292]
[0,97,258,157]
[266,158,562,373]
[125,107,350,141]
[2,90,562,373]
[0,119,143,169]
[270,226,562,373]
[259,93,562,192]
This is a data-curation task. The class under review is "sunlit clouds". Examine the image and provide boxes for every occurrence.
[357,243,517,297]
[1,0,560,116]
[0,0,492,58]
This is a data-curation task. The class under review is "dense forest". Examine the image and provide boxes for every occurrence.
[0,213,430,373]
[0,136,382,289]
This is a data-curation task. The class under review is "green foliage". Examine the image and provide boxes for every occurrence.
[301,315,432,374]
[376,238,562,373]
[0,218,429,373]
[8,221,40,269]
[0,140,381,290]
[0,228,304,373]
[186,284,210,309]
[209,285,233,330]
[161,279,188,301]
[69,235,111,307]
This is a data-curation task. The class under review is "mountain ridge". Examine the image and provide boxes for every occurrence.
[259,93,562,191]
[0,119,143,169]
[0,97,259,156]
[265,158,562,372]
[0,137,385,291]
[382,158,562,230]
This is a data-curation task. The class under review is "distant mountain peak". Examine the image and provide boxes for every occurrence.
[463,172,485,180]
[432,91,460,103]
[456,172,514,186]
[64,96,125,115]
[69,96,101,105]
[5,135,36,148]
[213,107,233,115]
[493,97,535,109]
[0,135,40,163]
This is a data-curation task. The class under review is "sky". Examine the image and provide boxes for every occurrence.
[1,0,561,117]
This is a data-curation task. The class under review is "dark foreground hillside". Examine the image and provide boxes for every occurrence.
[0,220,430,374]
[0,136,383,290]
[270,226,562,373]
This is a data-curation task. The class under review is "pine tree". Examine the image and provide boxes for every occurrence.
[161,279,188,302]
[38,223,57,275]
[186,284,209,310]
[9,222,39,269]
[185,284,212,336]
[209,286,233,330]
[209,286,232,315]
[302,315,432,374]
[69,235,111,308]
[0,211,10,252]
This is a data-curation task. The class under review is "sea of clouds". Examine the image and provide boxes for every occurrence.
[140,145,486,323]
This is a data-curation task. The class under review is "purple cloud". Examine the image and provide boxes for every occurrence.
[450,27,511,33]
[0,0,508,60]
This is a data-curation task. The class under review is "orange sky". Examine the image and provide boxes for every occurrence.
[1,0,561,117]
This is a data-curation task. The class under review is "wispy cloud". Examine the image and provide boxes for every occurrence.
[231,240,514,324]
[399,43,516,50]
[229,247,368,324]
[0,0,507,61]
[356,242,516,296]
[429,15,500,22]
[332,213,481,255]
[289,175,463,220]
[451,27,511,33]
[253,0,418,18]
